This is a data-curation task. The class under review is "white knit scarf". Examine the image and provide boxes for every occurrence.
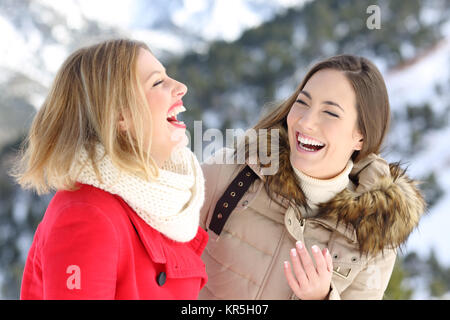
[69,143,204,242]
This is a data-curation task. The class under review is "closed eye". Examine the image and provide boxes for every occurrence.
[296,99,339,118]
[153,80,164,87]
[296,99,308,106]
[325,111,339,118]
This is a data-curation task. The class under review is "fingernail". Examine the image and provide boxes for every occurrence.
[284,261,289,268]
[312,245,319,253]
[291,248,297,257]
[296,241,303,250]
[326,248,330,256]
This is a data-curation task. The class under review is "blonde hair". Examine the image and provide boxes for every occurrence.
[9,38,160,195]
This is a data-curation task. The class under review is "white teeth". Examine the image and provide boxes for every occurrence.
[167,105,186,118]
[297,134,325,146]
[299,144,316,152]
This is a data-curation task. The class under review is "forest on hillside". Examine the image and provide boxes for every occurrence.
[0,0,449,299]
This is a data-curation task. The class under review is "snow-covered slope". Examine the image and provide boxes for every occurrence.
[0,0,310,107]
[1,0,449,266]
[384,24,450,265]
[132,0,309,42]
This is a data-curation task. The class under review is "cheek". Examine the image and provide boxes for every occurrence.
[326,123,358,152]
[286,107,299,130]
[144,92,171,138]
[146,91,168,116]
[286,108,297,143]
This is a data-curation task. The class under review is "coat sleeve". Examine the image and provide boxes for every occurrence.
[199,161,221,230]
[337,248,397,300]
[41,202,119,299]
[200,147,238,230]
[327,281,342,300]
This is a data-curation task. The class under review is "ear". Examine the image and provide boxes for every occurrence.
[118,119,127,131]
[118,113,128,132]
[355,138,363,151]
[353,130,364,151]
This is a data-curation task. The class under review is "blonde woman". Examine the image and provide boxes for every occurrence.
[11,39,207,299]
[199,55,426,300]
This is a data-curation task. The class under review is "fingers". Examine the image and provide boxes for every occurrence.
[296,241,318,282]
[289,247,309,287]
[311,245,327,276]
[322,248,333,273]
[283,261,301,295]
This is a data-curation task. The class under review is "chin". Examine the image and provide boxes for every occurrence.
[290,154,320,177]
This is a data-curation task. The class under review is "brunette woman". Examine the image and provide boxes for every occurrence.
[199,55,426,300]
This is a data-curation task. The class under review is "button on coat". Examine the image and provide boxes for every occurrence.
[21,183,208,300]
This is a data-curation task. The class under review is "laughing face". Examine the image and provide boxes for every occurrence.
[121,48,189,166]
[287,69,364,179]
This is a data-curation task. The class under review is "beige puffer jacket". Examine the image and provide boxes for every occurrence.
[198,149,426,300]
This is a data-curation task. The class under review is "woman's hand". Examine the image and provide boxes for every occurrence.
[283,241,333,300]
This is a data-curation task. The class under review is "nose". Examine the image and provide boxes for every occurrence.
[297,108,317,132]
[173,80,187,98]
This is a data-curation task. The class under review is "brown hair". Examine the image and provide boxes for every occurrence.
[9,38,160,195]
[238,54,391,213]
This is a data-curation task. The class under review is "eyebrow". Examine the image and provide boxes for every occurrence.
[145,68,166,82]
[299,90,311,100]
[323,100,345,113]
[299,90,345,113]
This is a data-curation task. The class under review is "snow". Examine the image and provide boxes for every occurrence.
[76,0,135,29]
[0,14,53,87]
[383,26,450,267]
[131,29,189,55]
[405,187,450,266]
[174,0,265,42]
[37,0,86,30]
[1,0,449,299]
[386,38,450,114]
[168,0,309,42]
[41,44,68,74]
[38,0,135,30]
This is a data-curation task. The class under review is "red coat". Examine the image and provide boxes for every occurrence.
[21,182,208,300]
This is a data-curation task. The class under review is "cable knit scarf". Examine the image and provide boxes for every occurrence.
[69,143,204,242]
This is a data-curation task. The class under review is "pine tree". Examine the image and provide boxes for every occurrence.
[384,257,414,300]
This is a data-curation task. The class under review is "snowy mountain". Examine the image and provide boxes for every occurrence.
[2,0,448,266]
[1,0,449,299]
[384,21,450,266]
[132,0,309,42]
[0,0,310,149]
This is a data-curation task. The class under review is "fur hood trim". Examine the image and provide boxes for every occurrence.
[242,127,427,256]
[315,163,427,256]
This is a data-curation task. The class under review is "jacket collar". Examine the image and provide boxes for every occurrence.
[315,163,426,256]
[245,152,426,256]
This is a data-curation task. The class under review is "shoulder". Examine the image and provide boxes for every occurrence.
[50,182,125,212]
[201,147,265,184]
[47,182,132,222]
[41,183,131,237]
[201,148,244,191]
[317,161,427,256]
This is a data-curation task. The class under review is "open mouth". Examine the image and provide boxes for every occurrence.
[296,131,326,152]
[167,104,186,128]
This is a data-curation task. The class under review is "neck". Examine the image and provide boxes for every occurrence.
[292,160,354,210]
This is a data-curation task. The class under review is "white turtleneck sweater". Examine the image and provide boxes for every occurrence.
[292,160,354,217]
